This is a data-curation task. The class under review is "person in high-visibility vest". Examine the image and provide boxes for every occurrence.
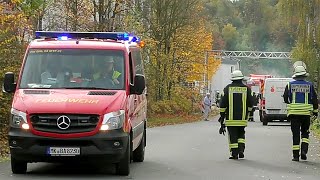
[219,70,254,159]
[283,65,318,161]
[93,56,122,87]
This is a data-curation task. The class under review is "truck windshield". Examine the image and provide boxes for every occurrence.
[19,49,125,90]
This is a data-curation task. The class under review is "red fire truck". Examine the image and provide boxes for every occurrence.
[3,31,147,176]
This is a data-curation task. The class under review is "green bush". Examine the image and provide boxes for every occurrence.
[149,87,202,115]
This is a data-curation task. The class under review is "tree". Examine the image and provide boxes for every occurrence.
[279,0,320,92]
[0,0,33,157]
[222,23,239,50]
[92,0,131,31]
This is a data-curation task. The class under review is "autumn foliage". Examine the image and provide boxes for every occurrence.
[0,0,220,156]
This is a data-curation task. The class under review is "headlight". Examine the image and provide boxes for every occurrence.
[10,108,29,129]
[100,110,125,131]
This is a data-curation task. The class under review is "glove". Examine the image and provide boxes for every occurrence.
[219,124,226,136]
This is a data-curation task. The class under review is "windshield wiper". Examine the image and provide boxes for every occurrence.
[64,87,109,90]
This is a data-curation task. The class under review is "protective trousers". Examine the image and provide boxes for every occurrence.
[227,126,245,157]
[289,115,311,158]
[248,110,254,121]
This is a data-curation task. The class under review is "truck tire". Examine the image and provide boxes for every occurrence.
[262,116,268,126]
[133,129,145,162]
[11,157,27,174]
[116,136,130,176]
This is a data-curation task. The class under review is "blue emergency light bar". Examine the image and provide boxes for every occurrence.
[34,31,137,42]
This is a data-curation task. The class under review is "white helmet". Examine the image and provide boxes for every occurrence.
[292,65,309,78]
[231,70,244,81]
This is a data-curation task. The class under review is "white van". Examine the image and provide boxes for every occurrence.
[261,78,293,125]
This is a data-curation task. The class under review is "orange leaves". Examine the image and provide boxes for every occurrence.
[173,19,220,82]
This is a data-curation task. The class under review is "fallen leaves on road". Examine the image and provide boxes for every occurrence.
[147,114,203,128]
[0,126,9,158]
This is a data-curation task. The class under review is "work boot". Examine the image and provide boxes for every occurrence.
[229,150,238,160]
[301,151,307,160]
[292,150,299,161]
[292,157,299,161]
[239,152,244,159]
[229,156,238,160]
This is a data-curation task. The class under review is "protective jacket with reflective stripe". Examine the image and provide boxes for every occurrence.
[283,79,318,116]
[220,81,254,126]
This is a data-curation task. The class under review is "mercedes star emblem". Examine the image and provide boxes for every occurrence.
[57,115,71,130]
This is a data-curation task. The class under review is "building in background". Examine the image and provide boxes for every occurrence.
[210,58,239,99]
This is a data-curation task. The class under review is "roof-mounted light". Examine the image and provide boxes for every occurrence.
[34,31,145,47]
[35,31,135,41]
[58,36,68,40]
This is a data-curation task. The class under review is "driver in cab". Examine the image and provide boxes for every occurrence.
[93,56,122,88]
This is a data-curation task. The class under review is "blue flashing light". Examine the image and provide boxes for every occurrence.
[58,36,68,40]
[124,33,129,40]
[35,31,141,43]
[117,33,129,41]
[131,36,138,42]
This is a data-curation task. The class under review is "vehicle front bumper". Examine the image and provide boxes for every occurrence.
[8,128,129,163]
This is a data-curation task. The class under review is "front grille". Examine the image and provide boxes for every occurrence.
[37,139,93,146]
[30,114,99,134]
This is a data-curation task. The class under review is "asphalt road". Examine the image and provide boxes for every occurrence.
[1,112,320,180]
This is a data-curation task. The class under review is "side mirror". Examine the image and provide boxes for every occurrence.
[132,74,146,95]
[3,72,16,93]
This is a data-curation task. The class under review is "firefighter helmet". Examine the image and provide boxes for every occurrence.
[292,65,309,78]
[231,70,244,80]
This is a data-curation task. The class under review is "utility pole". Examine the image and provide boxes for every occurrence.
[204,51,209,94]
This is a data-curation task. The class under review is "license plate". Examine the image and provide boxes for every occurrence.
[268,110,280,114]
[47,147,80,156]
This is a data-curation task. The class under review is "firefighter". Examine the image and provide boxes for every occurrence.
[215,91,221,107]
[248,92,258,122]
[219,70,254,159]
[283,65,318,161]
[94,56,122,87]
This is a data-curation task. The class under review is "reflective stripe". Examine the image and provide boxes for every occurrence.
[302,138,310,144]
[287,82,291,103]
[228,132,231,151]
[292,92,296,103]
[305,92,308,104]
[225,120,247,126]
[313,109,319,113]
[238,138,245,144]
[248,107,253,111]
[220,108,226,113]
[229,143,238,149]
[112,71,121,79]
[292,145,300,150]
[229,89,233,120]
[287,103,313,115]
[242,93,246,120]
